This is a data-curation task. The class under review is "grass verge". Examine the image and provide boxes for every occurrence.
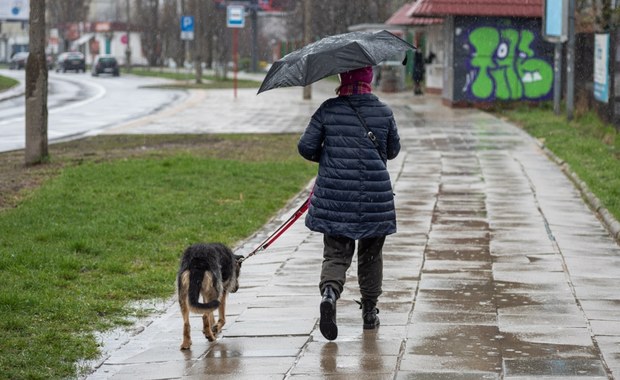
[493,103,620,222]
[126,67,261,90]
[0,134,316,379]
[0,74,19,92]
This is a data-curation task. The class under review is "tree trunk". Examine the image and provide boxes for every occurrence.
[25,0,48,166]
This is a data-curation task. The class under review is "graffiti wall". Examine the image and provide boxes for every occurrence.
[453,17,555,103]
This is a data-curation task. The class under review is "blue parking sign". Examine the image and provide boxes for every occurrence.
[180,16,194,40]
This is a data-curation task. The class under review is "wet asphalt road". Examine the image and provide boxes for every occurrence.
[24,77,617,380]
[0,69,185,153]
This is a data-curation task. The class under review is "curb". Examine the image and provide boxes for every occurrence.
[0,83,24,101]
[535,140,620,243]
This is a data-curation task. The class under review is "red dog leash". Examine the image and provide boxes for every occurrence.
[241,193,311,262]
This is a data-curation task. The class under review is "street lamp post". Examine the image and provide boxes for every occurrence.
[250,3,258,72]
[302,0,312,100]
[566,0,576,120]
[125,0,131,72]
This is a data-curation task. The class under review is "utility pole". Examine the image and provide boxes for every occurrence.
[302,0,312,100]
[251,5,258,72]
[193,0,202,84]
[125,0,132,72]
[25,0,48,165]
[566,0,576,120]
[553,43,562,115]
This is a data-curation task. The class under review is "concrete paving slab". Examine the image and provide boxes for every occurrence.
[90,360,189,379]
[395,373,499,380]
[503,358,607,377]
[499,326,594,347]
[291,352,399,376]
[186,356,294,376]
[411,311,497,326]
[399,354,502,373]
[498,313,587,328]
[590,320,620,336]
[596,336,620,369]
[204,336,308,357]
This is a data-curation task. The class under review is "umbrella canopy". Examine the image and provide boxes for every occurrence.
[257,30,416,94]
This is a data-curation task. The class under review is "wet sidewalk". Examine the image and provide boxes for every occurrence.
[85,83,620,379]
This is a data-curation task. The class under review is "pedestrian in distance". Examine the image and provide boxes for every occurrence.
[412,50,425,95]
[412,50,436,95]
[297,66,401,341]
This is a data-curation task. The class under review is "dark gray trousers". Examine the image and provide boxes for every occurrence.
[319,234,386,302]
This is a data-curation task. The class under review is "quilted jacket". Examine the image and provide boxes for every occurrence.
[297,93,400,240]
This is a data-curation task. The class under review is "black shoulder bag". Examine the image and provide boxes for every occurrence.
[344,98,386,162]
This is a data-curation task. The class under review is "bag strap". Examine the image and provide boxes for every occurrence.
[344,98,386,162]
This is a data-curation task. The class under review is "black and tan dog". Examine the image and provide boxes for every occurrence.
[177,243,243,350]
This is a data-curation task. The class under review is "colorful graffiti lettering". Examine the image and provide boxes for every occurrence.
[467,26,553,100]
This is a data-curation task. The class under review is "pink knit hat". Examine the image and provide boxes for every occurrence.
[339,66,373,85]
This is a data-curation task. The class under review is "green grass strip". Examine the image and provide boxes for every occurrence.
[127,67,260,89]
[0,75,19,92]
[0,138,315,379]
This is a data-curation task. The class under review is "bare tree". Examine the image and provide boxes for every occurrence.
[25,0,48,165]
[285,0,410,42]
[136,0,161,66]
[47,0,92,51]
[212,5,230,79]
[203,0,218,69]
[187,0,204,83]
[160,0,184,67]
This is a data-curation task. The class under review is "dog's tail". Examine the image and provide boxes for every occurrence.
[183,267,221,312]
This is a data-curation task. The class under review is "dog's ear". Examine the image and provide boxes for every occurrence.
[234,254,245,265]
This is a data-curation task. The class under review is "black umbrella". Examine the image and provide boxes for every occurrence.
[257,30,416,94]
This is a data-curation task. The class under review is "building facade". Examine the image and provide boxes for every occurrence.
[406,0,555,106]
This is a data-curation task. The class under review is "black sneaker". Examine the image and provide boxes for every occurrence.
[319,286,338,340]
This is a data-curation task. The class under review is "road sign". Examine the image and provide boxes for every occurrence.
[180,15,194,40]
[227,5,245,28]
[0,0,29,21]
[543,0,568,42]
[594,33,610,103]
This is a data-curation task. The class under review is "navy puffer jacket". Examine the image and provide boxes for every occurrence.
[298,93,400,240]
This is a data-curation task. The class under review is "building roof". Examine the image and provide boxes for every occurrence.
[386,3,444,26]
[407,0,543,18]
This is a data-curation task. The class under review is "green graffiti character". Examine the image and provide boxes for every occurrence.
[468,26,553,100]
[469,27,498,99]
[517,30,554,98]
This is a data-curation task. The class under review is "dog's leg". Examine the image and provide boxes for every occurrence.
[180,303,192,349]
[202,311,217,341]
[179,272,192,350]
[214,291,228,334]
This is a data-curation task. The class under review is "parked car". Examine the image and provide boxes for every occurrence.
[91,56,120,77]
[56,52,86,73]
[9,52,29,70]
[8,52,54,70]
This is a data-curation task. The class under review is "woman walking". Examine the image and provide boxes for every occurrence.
[297,66,401,340]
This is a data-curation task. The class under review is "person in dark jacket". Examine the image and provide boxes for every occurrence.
[412,50,425,95]
[412,50,436,95]
[297,66,401,340]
